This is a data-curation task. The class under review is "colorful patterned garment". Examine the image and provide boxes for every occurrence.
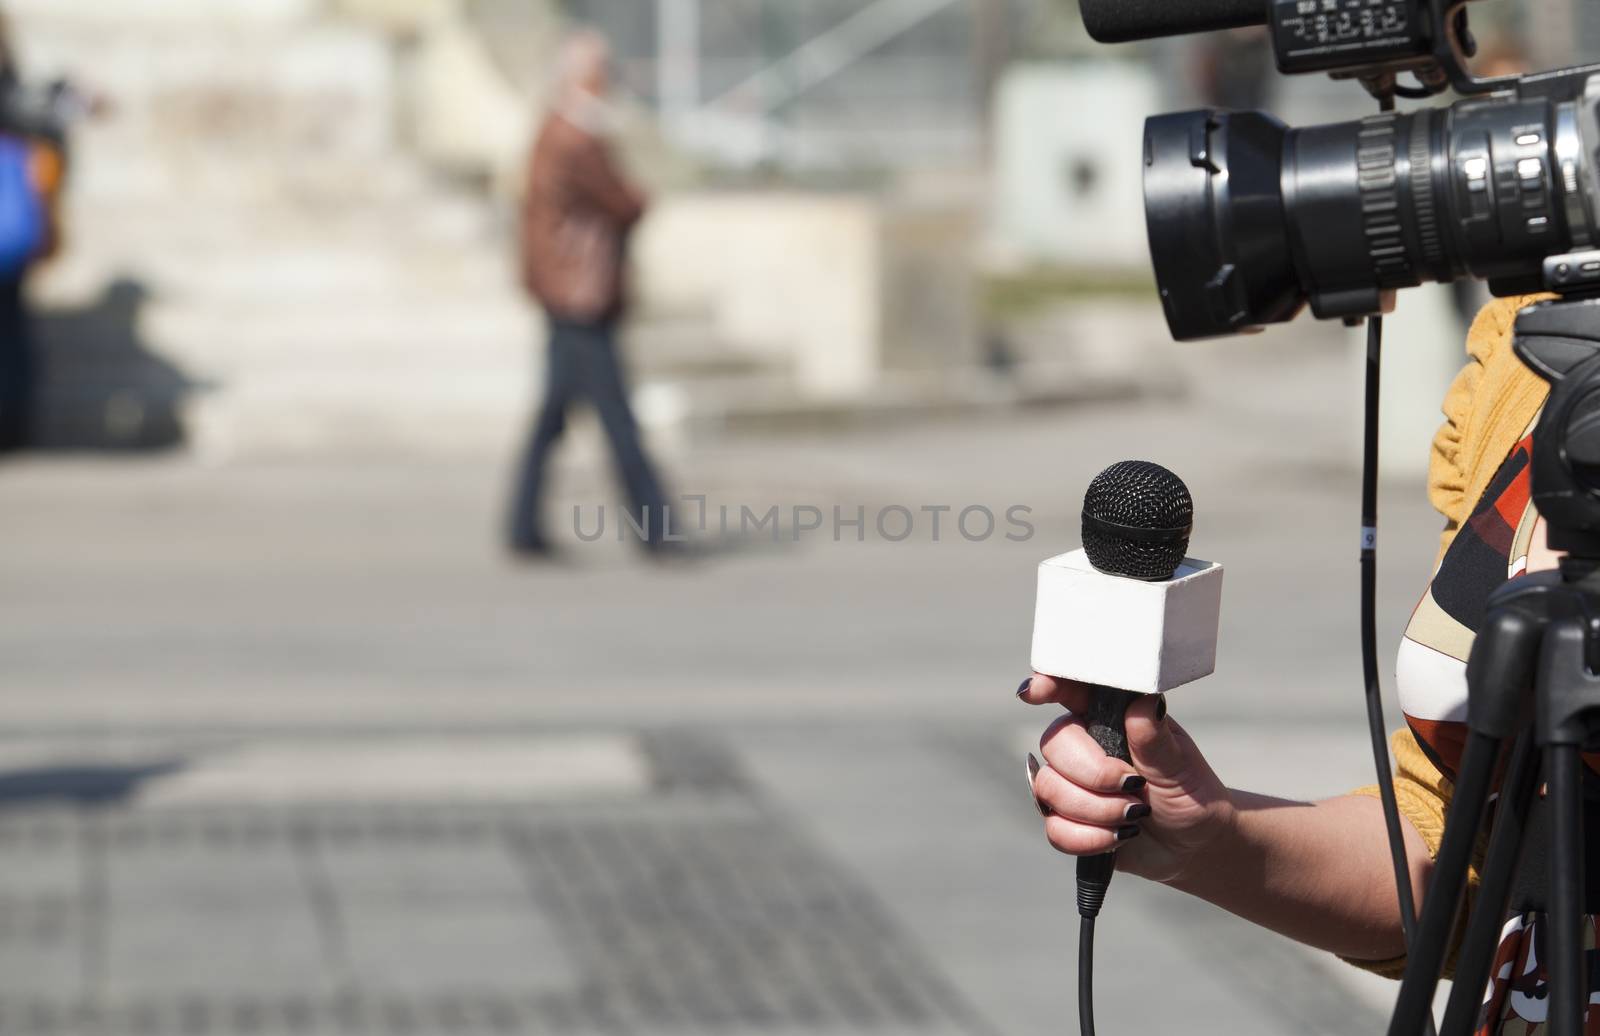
[1397,426,1539,784]
[1395,424,1600,1034]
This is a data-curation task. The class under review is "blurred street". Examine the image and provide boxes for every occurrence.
[6,0,1556,1028]
[0,317,1447,1034]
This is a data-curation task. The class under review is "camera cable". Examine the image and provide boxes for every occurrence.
[1360,249,1434,1036]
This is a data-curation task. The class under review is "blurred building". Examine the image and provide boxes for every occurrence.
[20,0,1535,461]
[8,0,1041,458]
[568,0,1009,170]
[10,0,536,457]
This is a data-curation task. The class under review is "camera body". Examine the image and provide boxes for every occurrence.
[1099,0,1600,340]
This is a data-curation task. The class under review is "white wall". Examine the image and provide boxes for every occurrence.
[633,192,978,398]
[633,193,883,397]
[990,62,1159,268]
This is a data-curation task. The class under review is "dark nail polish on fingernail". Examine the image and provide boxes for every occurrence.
[1116,825,1141,842]
[1121,775,1147,793]
[1016,678,1033,700]
[1026,754,1051,816]
[1124,802,1151,821]
[1155,694,1168,723]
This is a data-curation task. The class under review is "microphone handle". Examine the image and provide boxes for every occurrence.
[1076,685,1141,908]
[1084,684,1140,764]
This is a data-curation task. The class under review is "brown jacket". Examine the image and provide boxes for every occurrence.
[519,111,646,322]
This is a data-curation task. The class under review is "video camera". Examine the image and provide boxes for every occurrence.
[1082,0,1600,340]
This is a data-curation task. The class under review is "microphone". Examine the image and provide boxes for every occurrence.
[1032,461,1223,1035]
[1032,460,1222,701]
[1079,0,1266,44]
[1030,461,1223,911]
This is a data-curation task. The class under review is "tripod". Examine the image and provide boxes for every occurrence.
[1387,296,1600,1036]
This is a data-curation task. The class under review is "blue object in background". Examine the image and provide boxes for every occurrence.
[0,135,43,278]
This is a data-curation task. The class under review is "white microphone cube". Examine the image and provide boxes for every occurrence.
[1031,549,1223,694]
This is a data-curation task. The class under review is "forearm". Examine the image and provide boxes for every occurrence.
[1167,791,1432,962]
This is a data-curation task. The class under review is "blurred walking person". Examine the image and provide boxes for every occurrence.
[508,29,672,558]
[0,7,73,453]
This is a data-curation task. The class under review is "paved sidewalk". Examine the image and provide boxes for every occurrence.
[0,323,1448,1033]
[0,722,1393,1036]
[0,731,973,1035]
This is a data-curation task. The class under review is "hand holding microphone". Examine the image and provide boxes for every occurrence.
[1022,674,1232,885]
[1021,461,1229,873]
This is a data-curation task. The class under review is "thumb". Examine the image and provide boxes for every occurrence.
[1124,694,1186,779]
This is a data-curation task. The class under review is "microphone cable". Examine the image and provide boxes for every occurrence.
[1076,853,1113,1036]
[1078,914,1098,1036]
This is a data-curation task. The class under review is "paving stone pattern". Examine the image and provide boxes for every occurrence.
[0,787,985,1035]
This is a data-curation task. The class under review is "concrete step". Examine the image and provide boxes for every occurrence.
[679,360,1175,437]
[50,208,509,300]
[146,300,531,356]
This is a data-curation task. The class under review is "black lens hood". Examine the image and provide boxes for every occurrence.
[1143,110,1305,340]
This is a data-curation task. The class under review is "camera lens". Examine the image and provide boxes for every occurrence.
[1144,92,1592,341]
[1144,110,1301,340]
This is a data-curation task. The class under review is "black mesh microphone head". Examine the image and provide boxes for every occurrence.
[1081,460,1193,581]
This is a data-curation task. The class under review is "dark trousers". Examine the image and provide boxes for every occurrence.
[0,275,31,452]
[508,316,669,550]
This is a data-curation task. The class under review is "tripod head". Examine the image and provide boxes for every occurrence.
[1512,296,1600,566]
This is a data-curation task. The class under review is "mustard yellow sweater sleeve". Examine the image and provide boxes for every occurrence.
[1428,293,1552,565]
[1342,294,1551,978]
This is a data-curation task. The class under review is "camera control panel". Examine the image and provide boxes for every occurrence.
[1271,0,1432,74]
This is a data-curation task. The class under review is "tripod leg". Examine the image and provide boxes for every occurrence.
[1389,729,1505,1036]
[1546,744,1586,1036]
[1439,728,1540,1035]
